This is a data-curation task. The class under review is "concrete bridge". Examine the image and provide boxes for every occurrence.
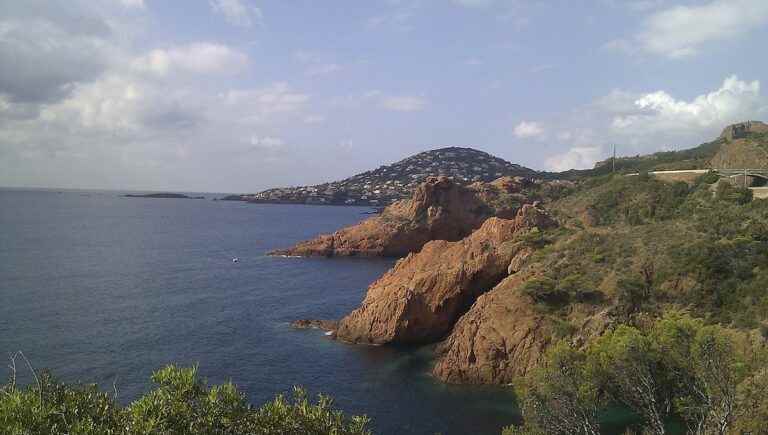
[629,168,768,198]
[637,168,768,184]
[714,169,768,183]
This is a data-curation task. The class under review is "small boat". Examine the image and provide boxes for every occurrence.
[232,257,239,263]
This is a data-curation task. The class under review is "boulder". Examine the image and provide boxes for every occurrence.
[334,204,556,345]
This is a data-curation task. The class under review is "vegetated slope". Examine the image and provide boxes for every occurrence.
[555,120,768,179]
[242,147,543,206]
[432,172,768,384]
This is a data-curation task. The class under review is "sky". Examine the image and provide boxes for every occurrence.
[1,0,767,192]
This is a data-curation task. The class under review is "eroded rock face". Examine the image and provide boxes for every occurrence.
[334,204,556,345]
[432,276,615,384]
[269,176,529,258]
[432,277,555,384]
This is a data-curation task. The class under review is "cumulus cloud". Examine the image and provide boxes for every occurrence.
[0,8,113,104]
[380,96,427,112]
[542,75,767,171]
[545,146,604,172]
[210,0,263,27]
[513,121,544,138]
[0,0,322,191]
[132,43,249,77]
[611,75,765,135]
[610,0,768,58]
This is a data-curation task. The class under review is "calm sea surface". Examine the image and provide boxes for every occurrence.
[0,188,522,434]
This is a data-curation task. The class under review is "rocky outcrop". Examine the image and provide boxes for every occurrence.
[432,276,614,384]
[334,204,556,345]
[270,176,531,258]
[719,120,768,141]
[291,319,338,331]
[432,277,554,384]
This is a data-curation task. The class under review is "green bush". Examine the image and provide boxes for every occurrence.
[0,364,371,435]
[694,170,720,185]
[715,181,753,204]
[509,313,767,435]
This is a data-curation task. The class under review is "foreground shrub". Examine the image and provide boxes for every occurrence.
[0,363,371,435]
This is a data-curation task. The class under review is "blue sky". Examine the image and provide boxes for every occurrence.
[1,0,767,192]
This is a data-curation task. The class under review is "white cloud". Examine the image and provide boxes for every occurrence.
[540,75,767,171]
[210,0,262,27]
[612,0,768,58]
[222,82,310,122]
[513,121,544,138]
[0,13,113,104]
[545,146,604,171]
[380,95,427,112]
[132,43,249,76]
[612,75,765,134]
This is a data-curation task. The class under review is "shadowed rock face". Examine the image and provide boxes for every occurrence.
[432,276,614,384]
[269,176,530,258]
[334,204,557,345]
[431,277,554,384]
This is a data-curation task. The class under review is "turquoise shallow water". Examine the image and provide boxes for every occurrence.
[0,188,522,434]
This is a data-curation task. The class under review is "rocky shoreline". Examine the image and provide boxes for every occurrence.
[282,175,594,384]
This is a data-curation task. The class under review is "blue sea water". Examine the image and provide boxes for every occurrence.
[0,188,521,434]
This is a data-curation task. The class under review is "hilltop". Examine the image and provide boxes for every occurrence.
[227,147,541,206]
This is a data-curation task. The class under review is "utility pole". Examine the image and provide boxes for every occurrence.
[612,144,616,173]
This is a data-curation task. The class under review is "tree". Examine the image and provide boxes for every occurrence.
[588,326,668,435]
[652,314,745,434]
[733,368,768,433]
[511,342,602,435]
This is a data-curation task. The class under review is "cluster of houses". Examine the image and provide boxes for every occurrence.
[241,147,538,206]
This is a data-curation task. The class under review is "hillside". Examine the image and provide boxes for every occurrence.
[230,147,541,206]
[558,120,768,179]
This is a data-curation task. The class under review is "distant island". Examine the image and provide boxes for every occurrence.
[124,193,204,199]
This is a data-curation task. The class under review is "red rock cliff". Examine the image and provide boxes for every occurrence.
[334,204,556,344]
[269,176,533,258]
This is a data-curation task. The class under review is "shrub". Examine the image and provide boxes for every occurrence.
[715,181,752,204]
[511,314,765,435]
[521,277,570,306]
[0,364,371,435]
[694,170,720,185]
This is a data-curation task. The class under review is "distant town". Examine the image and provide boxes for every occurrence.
[222,147,540,206]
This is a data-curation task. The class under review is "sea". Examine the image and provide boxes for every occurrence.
[0,188,526,435]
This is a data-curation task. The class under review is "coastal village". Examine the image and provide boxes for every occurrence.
[226,147,541,206]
